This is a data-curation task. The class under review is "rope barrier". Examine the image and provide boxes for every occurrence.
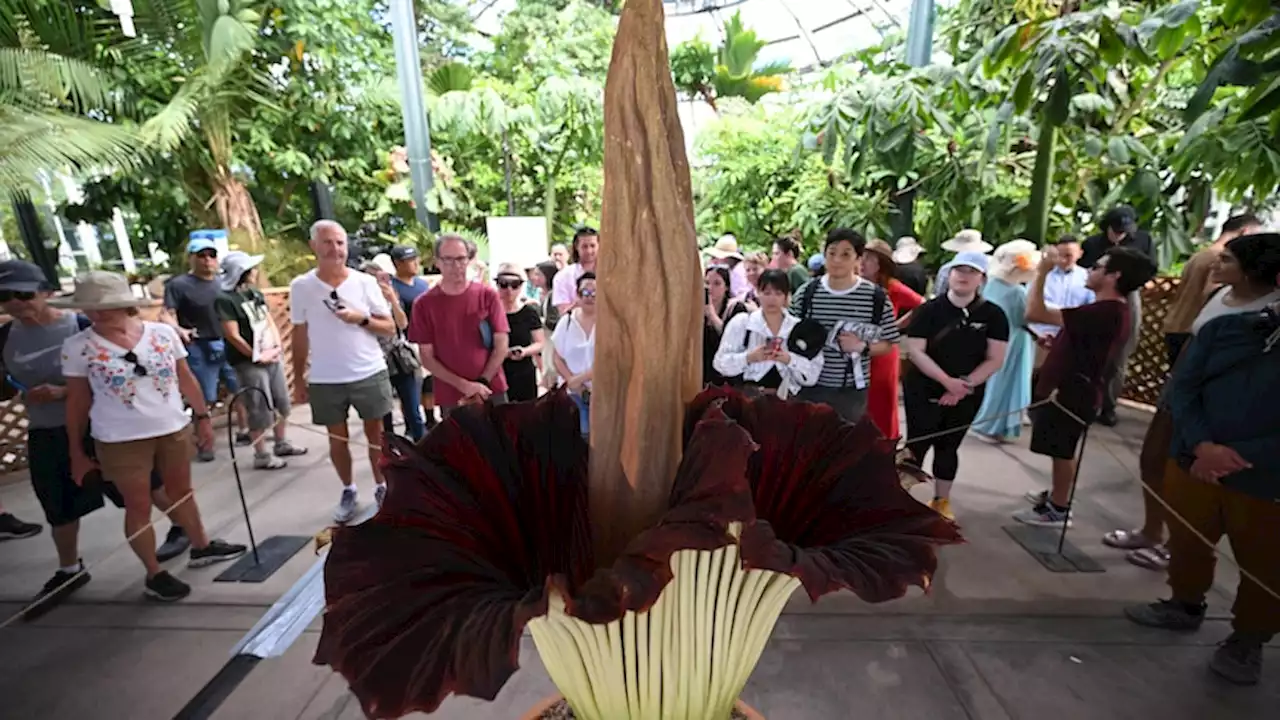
[3,389,1276,632]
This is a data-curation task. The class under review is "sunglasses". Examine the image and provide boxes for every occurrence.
[496,278,523,290]
[0,290,37,302]
[194,250,218,259]
[579,288,597,298]
[122,351,148,377]
[323,289,345,313]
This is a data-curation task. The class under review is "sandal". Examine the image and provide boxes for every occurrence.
[1126,545,1171,572]
[273,441,309,457]
[1102,528,1155,550]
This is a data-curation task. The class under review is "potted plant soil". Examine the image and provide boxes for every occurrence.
[313,2,961,719]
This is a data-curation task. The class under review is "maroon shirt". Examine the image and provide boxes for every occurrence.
[408,282,510,406]
[1035,299,1130,411]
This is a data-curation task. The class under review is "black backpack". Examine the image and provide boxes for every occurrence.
[798,279,889,386]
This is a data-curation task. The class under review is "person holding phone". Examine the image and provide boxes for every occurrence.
[713,269,823,397]
[495,264,544,402]
[552,273,598,436]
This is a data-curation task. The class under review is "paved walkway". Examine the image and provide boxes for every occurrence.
[1,406,1275,719]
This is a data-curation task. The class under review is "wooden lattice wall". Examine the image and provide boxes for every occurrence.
[1120,276,1181,408]
[0,288,298,475]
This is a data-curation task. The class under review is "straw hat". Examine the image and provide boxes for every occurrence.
[988,239,1042,285]
[50,271,149,310]
[494,262,527,282]
[705,235,744,261]
[941,229,993,254]
[892,236,924,264]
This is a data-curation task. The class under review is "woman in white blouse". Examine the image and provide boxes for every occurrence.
[551,272,596,436]
[713,269,823,398]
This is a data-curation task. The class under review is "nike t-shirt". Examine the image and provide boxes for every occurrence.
[2,312,89,428]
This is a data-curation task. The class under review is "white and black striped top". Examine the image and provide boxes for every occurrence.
[790,276,900,389]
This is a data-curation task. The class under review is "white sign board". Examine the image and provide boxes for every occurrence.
[485,217,550,277]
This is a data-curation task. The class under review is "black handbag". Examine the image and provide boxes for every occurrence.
[386,333,421,377]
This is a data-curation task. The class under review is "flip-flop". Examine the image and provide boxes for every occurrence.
[1126,545,1170,571]
[1103,528,1155,550]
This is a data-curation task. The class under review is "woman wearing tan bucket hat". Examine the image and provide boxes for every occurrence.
[861,239,923,438]
[55,271,247,602]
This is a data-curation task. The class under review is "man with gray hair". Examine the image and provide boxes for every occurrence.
[408,233,510,411]
[290,220,398,523]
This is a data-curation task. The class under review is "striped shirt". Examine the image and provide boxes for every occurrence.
[791,276,900,389]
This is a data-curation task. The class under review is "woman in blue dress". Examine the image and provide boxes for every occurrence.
[971,240,1040,441]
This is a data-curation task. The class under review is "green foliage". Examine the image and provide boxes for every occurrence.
[671,12,790,109]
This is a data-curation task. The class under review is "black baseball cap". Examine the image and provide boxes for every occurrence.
[390,245,419,262]
[0,260,55,292]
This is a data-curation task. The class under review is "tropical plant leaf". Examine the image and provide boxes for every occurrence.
[0,107,144,195]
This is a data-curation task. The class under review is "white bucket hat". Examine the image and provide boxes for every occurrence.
[988,239,1042,285]
[941,229,993,254]
[50,271,149,310]
[219,250,265,291]
[892,236,924,264]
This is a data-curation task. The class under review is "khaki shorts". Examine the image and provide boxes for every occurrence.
[309,369,395,426]
[95,425,192,483]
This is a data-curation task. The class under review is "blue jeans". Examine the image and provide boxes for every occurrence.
[382,372,426,440]
[186,339,239,404]
[570,392,590,436]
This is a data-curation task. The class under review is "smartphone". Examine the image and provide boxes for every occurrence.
[770,337,783,353]
[704,287,710,304]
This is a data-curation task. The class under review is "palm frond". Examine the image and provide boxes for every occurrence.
[137,69,213,152]
[0,106,144,195]
[0,47,122,114]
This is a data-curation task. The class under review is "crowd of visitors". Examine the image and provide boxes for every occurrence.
[0,209,1275,686]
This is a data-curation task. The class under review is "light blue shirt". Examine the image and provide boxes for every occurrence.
[1030,265,1094,336]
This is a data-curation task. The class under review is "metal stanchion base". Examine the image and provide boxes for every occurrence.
[214,535,311,583]
[1002,525,1105,574]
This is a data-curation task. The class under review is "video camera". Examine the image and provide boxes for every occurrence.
[347,222,392,268]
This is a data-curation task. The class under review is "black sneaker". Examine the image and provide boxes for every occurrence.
[1124,598,1206,631]
[144,571,191,602]
[1210,632,1265,685]
[235,431,253,446]
[188,538,247,568]
[0,512,43,541]
[23,564,91,622]
[156,526,191,562]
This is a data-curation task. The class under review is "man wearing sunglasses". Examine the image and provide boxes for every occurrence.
[161,235,249,460]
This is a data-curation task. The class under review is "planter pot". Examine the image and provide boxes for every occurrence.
[521,694,764,720]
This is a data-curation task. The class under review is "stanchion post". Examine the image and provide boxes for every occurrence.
[226,387,271,565]
[1057,425,1090,555]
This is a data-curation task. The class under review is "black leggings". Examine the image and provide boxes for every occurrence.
[903,380,984,482]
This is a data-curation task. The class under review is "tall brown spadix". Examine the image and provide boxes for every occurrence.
[590,0,702,566]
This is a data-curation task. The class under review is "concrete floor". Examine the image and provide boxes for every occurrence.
[1,405,1275,719]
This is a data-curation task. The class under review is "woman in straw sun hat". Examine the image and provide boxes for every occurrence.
[971,240,1041,443]
[860,239,924,438]
[55,271,247,602]
[934,229,993,298]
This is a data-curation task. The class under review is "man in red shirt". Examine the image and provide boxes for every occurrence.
[1017,245,1156,527]
[409,234,510,411]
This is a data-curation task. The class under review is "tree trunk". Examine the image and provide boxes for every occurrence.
[211,170,265,253]
[590,0,702,566]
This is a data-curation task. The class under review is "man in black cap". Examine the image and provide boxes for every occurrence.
[389,245,435,428]
[1079,205,1154,425]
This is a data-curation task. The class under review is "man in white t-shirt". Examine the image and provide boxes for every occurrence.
[290,220,398,523]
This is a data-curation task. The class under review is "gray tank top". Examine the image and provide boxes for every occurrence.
[2,312,85,429]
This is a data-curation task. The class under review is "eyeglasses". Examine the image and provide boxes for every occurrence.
[496,278,523,290]
[579,288,597,298]
[0,290,36,302]
[437,255,469,266]
[323,289,345,313]
[122,351,148,376]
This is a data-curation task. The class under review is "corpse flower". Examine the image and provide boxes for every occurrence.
[314,389,960,718]
[315,1,959,717]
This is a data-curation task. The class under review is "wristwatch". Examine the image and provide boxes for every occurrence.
[959,375,974,389]
[475,377,492,388]
[359,315,371,327]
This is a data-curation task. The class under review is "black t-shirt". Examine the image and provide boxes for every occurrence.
[214,288,270,366]
[164,273,224,339]
[503,304,542,381]
[896,261,929,297]
[905,295,1010,396]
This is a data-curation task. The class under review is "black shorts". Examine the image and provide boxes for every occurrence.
[1029,399,1097,460]
[27,427,163,526]
[421,375,434,396]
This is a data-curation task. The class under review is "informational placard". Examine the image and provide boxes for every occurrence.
[485,217,550,277]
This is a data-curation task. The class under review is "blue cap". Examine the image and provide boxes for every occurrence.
[187,229,225,254]
[807,253,824,272]
[946,251,990,275]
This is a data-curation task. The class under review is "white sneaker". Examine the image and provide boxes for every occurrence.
[334,488,358,524]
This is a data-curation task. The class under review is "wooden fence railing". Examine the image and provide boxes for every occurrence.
[0,280,1182,474]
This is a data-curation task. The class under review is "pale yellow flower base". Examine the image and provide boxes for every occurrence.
[527,533,799,720]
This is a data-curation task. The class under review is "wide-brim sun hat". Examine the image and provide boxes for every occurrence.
[988,239,1042,285]
[941,229,993,254]
[864,238,896,268]
[705,235,744,261]
[219,250,265,291]
[50,270,150,310]
[892,236,923,264]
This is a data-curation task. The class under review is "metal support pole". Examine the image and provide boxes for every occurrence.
[12,194,60,286]
[390,0,440,232]
[893,0,936,240]
[1057,426,1089,555]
